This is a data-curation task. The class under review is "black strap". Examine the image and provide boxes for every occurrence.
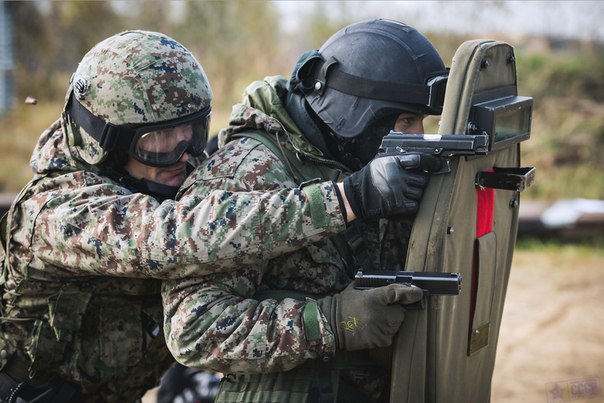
[41,380,80,403]
[2,354,80,402]
[66,94,127,151]
[314,57,432,105]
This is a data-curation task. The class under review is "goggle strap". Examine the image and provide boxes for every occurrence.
[67,93,210,155]
[66,93,127,151]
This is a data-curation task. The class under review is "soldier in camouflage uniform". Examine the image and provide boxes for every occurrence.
[0,30,421,402]
[163,19,447,402]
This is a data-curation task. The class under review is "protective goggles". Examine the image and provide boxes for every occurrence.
[67,93,211,167]
[128,108,210,167]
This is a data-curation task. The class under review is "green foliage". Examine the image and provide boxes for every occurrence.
[1,2,603,202]
[8,2,127,102]
[516,236,604,253]
[173,0,283,111]
[514,49,604,200]
[0,102,62,192]
[517,50,604,102]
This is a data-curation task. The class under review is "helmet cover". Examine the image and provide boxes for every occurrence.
[65,30,212,165]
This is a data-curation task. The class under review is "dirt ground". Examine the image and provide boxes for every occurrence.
[143,244,604,403]
[491,245,604,403]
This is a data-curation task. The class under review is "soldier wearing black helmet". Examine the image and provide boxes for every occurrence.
[163,19,447,402]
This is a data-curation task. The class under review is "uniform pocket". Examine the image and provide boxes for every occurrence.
[25,319,66,377]
[25,290,92,377]
[98,298,143,367]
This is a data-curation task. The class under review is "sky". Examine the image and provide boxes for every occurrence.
[272,1,604,42]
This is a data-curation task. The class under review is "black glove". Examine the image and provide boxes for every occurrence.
[343,153,441,220]
[317,282,423,351]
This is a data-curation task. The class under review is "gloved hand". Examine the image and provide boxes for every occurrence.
[343,154,441,220]
[317,282,424,351]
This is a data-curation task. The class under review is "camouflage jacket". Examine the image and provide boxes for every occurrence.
[0,114,346,402]
[163,77,410,399]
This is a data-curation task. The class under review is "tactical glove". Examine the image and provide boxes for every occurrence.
[317,282,423,351]
[343,154,441,220]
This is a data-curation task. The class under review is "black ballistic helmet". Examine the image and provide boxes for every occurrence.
[295,19,448,140]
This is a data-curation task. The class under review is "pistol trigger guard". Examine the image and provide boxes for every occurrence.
[431,158,452,175]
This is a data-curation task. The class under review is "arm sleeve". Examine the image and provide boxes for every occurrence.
[161,138,349,372]
[162,269,336,373]
[16,167,345,279]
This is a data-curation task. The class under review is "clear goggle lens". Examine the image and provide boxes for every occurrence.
[129,110,210,167]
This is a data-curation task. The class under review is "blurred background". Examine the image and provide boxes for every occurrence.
[1,1,603,402]
[1,0,603,202]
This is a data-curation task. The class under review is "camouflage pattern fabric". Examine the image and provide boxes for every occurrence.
[0,106,346,400]
[66,30,213,165]
[72,30,212,125]
[163,76,411,402]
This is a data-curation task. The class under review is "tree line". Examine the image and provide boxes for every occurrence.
[6,1,341,111]
[3,1,604,200]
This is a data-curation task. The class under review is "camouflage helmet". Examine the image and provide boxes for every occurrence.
[64,30,213,166]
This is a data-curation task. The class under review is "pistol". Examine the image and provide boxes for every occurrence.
[354,270,462,296]
[378,132,489,174]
